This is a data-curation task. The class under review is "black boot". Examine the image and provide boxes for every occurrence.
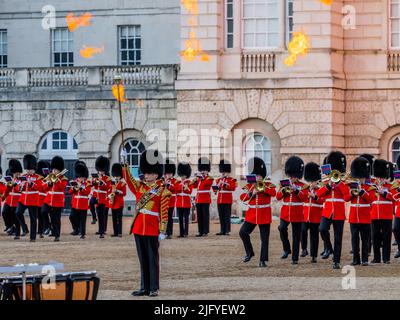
[321,249,333,260]
[300,249,308,257]
[333,262,340,269]
[243,253,254,263]
[281,250,291,259]
[132,289,149,296]
[259,261,267,267]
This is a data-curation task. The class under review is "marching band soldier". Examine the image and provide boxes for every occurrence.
[109,163,126,238]
[69,162,91,239]
[0,166,6,231]
[370,159,394,264]
[317,151,350,269]
[301,162,324,263]
[92,156,112,239]
[393,156,400,257]
[193,157,214,237]
[239,157,276,267]
[163,159,177,239]
[15,154,42,242]
[277,156,307,264]
[122,149,171,297]
[36,160,50,238]
[347,157,374,266]
[174,162,193,238]
[89,196,98,225]
[215,160,237,236]
[2,160,23,236]
[42,156,68,242]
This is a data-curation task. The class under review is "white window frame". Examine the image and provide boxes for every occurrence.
[39,130,78,160]
[51,28,74,67]
[226,0,234,49]
[118,25,142,66]
[241,0,281,50]
[285,0,293,47]
[390,0,400,48]
[0,30,7,68]
[123,139,146,178]
[244,133,272,177]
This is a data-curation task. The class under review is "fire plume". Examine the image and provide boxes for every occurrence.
[181,0,199,15]
[284,32,311,66]
[320,0,333,5]
[112,84,126,103]
[80,46,104,59]
[66,12,92,32]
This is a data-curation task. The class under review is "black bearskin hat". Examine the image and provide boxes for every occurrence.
[351,157,371,179]
[139,150,164,178]
[389,162,397,182]
[37,160,50,177]
[373,159,390,179]
[322,156,328,165]
[198,157,211,172]
[51,156,64,171]
[248,157,267,178]
[178,162,192,178]
[326,151,346,173]
[360,153,375,175]
[95,156,110,173]
[75,162,88,179]
[304,162,321,182]
[112,163,123,178]
[23,154,37,171]
[9,159,22,174]
[219,159,231,173]
[164,159,176,175]
[285,156,304,179]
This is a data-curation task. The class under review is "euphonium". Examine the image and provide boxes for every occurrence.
[329,170,342,183]
[255,180,266,192]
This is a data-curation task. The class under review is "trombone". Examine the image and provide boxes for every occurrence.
[43,169,68,183]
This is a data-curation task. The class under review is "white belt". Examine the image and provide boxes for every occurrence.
[75,196,89,199]
[9,192,20,196]
[325,198,345,202]
[139,209,159,217]
[197,190,211,193]
[177,193,190,197]
[219,191,232,193]
[372,201,392,205]
[283,202,303,206]
[95,190,107,194]
[248,204,271,209]
[351,204,371,208]
[39,193,46,197]
[49,192,64,195]
[304,203,323,208]
[22,191,38,194]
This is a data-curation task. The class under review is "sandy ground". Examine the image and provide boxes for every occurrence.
[1,216,400,300]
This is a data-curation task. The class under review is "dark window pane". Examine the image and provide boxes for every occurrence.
[73,139,78,149]
[54,53,60,63]
[227,35,233,48]
[139,143,145,152]
[42,139,47,150]
[132,156,139,166]
[61,132,67,139]
[228,20,233,33]
[121,39,127,49]
[227,4,233,17]
[128,39,134,49]
[61,141,68,149]
[121,51,127,61]
[129,51,135,61]
[136,50,141,61]
[53,141,59,150]
[61,52,68,62]
[69,53,73,64]
[3,55,6,66]
[289,2,293,15]
[53,132,59,139]
[135,38,141,49]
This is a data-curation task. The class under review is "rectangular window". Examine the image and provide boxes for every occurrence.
[243,0,280,49]
[286,0,293,46]
[226,0,234,48]
[52,28,73,67]
[119,25,141,65]
[391,0,400,47]
[0,30,7,68]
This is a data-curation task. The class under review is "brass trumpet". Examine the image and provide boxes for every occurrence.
[329,170,342,183]
[44,169,68,183]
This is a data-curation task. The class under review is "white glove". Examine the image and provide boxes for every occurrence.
[120,148,128,162]
[158,233,166,242]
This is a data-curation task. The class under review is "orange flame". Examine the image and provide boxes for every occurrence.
[112,84,126,103]
[181,0,199,15]
[284,32,311,66]
[66,12,92,32]
[80,46,104,59]
[180,31,210,62]
[320,0,333,5]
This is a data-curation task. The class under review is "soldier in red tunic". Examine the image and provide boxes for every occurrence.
[0,166,6,231]
[163,159,177,239]
[301,162,324,263]
[215,160,237,236]
[392,156,400,258]
[36,160,50,238]
[108,163,126,238]
[122,149,171,297]
[346,157,374,266]
[239,157,276,267]
[277,156,308,264]
[317,151,351,269]
[15,154,42,242]
[192,157,214,237]
[174,162,193,238]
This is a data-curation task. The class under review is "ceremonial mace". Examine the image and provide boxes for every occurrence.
[113,74,125,152]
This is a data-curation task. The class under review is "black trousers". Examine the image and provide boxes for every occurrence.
[393,217,400,251]
[196,203,210,235]
[301,222,320,258]
[2,204,18,231]
[79,209,88,236]
[112,208,123,236]
[16,203,36,240]
[37,205,44,235]
[89,197,97,221]
[166,207,174,236]
[239,221,270,262]
[319,217,344,263]
[350,223,370,263]
[372,219,392,262]
[97,204,108,235]
[41,204,51,232]
[134,235,159,292]
[217,204,231,234]
[278,219,302,261]
[49,206,62,238]
[69,209,81,233]
[177,208,190,236]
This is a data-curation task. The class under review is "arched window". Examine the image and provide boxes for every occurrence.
[39,130,78,160]
[123,138,146,178]
[244,133,272,176]
[391,136,400,163]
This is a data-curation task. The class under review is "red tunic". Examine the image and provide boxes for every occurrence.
[92,175,112,205]
[215,176,237,204]
[316,181,350,220]
[5,180,21,208]
[392,183,400,218]
[240,182,276,225]
[19,173,43,207]
[276,181,308,223]
[68,179,92,210]
[172,179,194,209]
[165,177,177,208]
[107,180,127,210]
[43,177,68,208]
[0,183,8,202]
[193,175,214,204]
[370,182,394,220]
[302,186,325,224]
[345,184,374,224]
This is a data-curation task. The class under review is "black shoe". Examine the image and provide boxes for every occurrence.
[43,229,50,235]
[311,257,317,263]
[21,232,27,237]
[54,237,60,242]
[300,250,308,257]
[320,250,326,256]
[243,253,254,263]
[371,259,381,264]
[100,234,104,239]
[395,251,400,258]
[292,260,298,265]
[216,232,224,236]
[131,290,149,297]
[384,260,391,264]
[91,220,97,225]
[195,234,203,237]
[39,234,44,239]
[80,235,86,239]
[30,239,36,242]
[111,234,118,237]
[95,232,100,235]
[351,261,360,266]
[259,261,267,267]
[14,236,20,240]
[149,291,159,297]
[177,235,184,238]
[333,263,340,269]
[118,234,122,238]
[349,250,353,254]
[281,251,291,259]
[70,231,79,236]
[361,262,369,266]
[321,249,333,260]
